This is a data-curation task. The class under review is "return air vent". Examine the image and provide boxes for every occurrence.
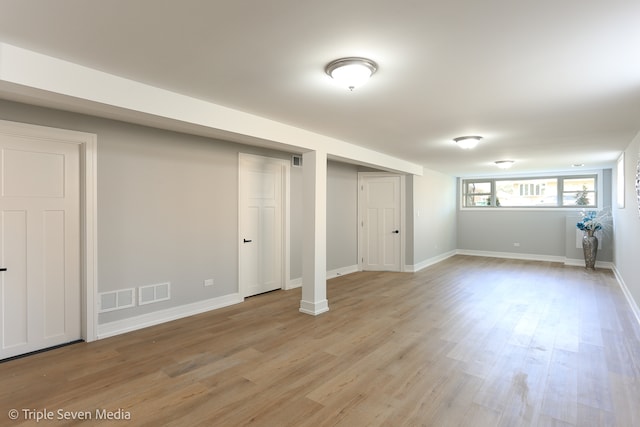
[138,282,171,306]
[99,288,136,313]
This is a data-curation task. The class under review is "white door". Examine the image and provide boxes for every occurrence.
[0,133,81,360]
[239,154,285,297]
[360,174,402,271]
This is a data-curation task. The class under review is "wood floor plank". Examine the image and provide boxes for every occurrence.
[1,256,639,426]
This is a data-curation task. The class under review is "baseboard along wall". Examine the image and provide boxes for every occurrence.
[98,252,639,340]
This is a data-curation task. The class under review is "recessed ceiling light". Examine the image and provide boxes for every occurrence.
[325,57,378,91]
[572,163,584,167]
[453,136,483,149]
[495,160,515,169]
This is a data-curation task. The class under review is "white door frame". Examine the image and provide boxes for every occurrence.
[238,153,290,297]
[0,120,98,343]
[357,172,405,272]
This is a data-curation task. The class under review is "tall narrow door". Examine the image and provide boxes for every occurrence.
[239,154,284,297]
[0,133,81,360]
[361,175,401,271]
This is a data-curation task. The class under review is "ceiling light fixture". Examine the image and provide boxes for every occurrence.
[325,57,378,91]
[495,160,515,169]
[453,136,482,149]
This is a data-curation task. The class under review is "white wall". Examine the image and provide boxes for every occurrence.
[326,161,359,271]
[613,131,640,314]
[407,168,458,269]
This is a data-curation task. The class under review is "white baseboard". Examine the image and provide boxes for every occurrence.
[286,277,302,290]
[287,264,359,289]
[406,250,457,273]
[97,293,243,339]
[328,264,359,279]
[564,258,613,269]
[299,299,329,316]
[613,265,640,327]
[456,249,566,263]
[456,249,615,270]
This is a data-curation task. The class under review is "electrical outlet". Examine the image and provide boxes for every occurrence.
[204,278,214,287]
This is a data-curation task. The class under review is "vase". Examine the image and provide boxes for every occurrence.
[582,231,598,270]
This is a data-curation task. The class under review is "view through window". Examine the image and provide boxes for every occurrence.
[463,175,597,208]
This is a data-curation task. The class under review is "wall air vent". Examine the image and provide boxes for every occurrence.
[138,282,171,306]
[99,288,136,313]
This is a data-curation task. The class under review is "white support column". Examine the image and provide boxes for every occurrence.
[300,150,329,315]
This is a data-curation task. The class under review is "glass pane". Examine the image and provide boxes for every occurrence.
[495,178,558,206]
[564,177,596,206]
[563,191,596,206]
[466,182,491,194]
[465,195,492,206]
[563,177,595,192]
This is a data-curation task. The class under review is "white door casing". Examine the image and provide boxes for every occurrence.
[238,154,288,297]
[0,120,97,358]
[358,173,404,272]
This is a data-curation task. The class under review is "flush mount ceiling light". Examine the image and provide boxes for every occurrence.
[453,136,482,150]
[325,57,378,91]
[495,160,515,169]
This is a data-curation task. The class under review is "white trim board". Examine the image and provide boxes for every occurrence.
[97,293,243,339]
[613,266,640,328]
[286,277,303,290]
[405,250,457,273]
[564,258,613,269]
[456,249,565,263]
[327,265,359,280]
[456,249,613,269]
[287,264,359,290]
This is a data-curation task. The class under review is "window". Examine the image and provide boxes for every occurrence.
[562,177,596,207]
[463,180,492,207]
[497,178,556,207]
[519,183,542,196]
[462,174,598,208]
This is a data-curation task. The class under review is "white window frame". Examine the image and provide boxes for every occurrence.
[460,170,603,211]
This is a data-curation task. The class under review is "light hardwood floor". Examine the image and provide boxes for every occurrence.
[2,256,639,426]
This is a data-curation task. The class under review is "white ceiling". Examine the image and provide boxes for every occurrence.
[0,0,639,176]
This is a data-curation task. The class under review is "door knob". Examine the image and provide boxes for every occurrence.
[243,239,252,243]
[0,268,6,271]
[392,230,399,234]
